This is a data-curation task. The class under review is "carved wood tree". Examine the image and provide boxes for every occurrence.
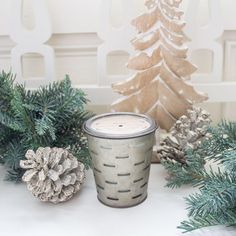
[111,0,208,131]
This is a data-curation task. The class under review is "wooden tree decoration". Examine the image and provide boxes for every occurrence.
[111,0,208,131]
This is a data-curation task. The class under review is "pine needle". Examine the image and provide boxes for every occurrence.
[0,71,92,181]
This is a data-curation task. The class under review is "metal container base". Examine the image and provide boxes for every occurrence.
[97,194,148,208]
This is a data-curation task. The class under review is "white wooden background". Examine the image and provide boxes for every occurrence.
[0,0,236,122]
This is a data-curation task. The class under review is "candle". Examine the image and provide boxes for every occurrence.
[83,112,157,208]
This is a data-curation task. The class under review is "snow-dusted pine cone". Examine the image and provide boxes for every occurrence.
[157,107,212,164]
[20,147,85,204]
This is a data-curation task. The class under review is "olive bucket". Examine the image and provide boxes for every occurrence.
[83,112,157,208]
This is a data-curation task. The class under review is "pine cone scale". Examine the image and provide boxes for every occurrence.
[20,147,85,204]
[158,107,211,164]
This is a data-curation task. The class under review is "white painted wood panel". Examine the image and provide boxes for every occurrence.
[9,0,55,87]
[1,0,236,35]
[97,0,136,86]
[0,0,236,122]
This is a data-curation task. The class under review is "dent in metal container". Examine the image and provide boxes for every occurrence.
[83,112,157,208]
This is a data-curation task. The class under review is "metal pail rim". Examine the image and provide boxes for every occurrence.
[83,112,158,139]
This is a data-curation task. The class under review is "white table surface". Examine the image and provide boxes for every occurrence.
[0,165,235,236]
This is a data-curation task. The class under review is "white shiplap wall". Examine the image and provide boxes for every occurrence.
[0,0,236,122]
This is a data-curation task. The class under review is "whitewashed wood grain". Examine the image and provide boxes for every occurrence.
[185,0,224,83]
[97,0,136,86]
[9,0,55,87]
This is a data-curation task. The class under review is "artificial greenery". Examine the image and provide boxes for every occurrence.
[162,121,236,232]
[0,71,91,182]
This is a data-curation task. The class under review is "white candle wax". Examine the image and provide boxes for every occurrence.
[90,114,151,135]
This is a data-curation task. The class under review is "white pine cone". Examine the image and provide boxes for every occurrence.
[158,107,212,163]
[20,147,85,204]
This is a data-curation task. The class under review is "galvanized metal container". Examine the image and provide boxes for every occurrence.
[83,112,157,208]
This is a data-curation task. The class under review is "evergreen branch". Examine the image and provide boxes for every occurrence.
[179,212,236,233]
[186,170,236,218]
[3,140,27,170]
[0,70,15,110]
[161,159,204,188]
[201,123,236,161]
[0,71,91,181]
[219,149,236,172]
[161,147,206,188]
[219,121,236,142]
[0,110,24,132]
[71,145,91,170]
[163,121,236,189]
[6,168,25,182]
[176,121,236,232]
